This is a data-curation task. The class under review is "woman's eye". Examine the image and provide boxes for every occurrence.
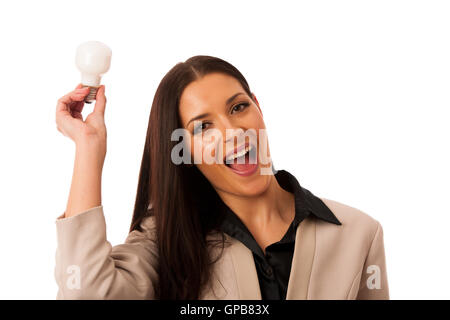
[193,122,210,135]
[231,102,249,114]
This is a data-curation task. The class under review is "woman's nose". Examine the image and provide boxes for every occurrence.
[217,117,245,140]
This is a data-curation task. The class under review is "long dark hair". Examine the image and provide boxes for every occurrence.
[130,56,256,299]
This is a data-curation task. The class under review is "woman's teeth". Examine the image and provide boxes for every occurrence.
[226,145,252,162]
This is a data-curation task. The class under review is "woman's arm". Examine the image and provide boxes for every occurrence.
[55,206,158,299]
[65,142,104,218]
[55,83,107,218]
[356,221,390,299]
[54,85,158,299]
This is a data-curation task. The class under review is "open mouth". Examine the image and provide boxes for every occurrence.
[223,142,258,176]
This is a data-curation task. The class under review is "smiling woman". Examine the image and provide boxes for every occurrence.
[54,55,389,300]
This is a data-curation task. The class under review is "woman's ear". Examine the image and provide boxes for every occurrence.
[252,92,262,117]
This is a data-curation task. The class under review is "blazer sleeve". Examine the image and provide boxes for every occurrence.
[54,205,158,299]
[356,221,389,300]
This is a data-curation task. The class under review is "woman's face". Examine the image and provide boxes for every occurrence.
[178,72,273,197]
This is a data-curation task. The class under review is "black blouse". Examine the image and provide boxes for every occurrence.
[217,169,341,300]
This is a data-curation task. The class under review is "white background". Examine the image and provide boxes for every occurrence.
[0,0,449,299]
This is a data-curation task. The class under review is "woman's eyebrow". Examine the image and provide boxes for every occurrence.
[226,92,245,105]
[186,92,246,127]
[187,113,210,127]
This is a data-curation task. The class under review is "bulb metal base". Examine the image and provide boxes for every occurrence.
[82,85,100,104]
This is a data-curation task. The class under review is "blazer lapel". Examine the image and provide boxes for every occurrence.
[227,235,262,299]
[223,215,316,300]
[286,215,317,299]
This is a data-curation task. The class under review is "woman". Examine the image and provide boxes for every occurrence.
[54,56,389,300]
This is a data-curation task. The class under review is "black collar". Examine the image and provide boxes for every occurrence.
[217,168,341,249]
[274,169,342,226]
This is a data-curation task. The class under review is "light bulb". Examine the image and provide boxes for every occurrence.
[75,41,112,103]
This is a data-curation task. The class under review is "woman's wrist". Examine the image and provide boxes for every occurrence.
[75,138,106,169]
[63,140,105,218]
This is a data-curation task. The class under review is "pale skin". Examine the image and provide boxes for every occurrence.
[56,73,296,254]
[179,72,295,254]
[55,84,107,218]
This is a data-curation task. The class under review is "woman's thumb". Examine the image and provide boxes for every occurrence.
[93,85,107,116]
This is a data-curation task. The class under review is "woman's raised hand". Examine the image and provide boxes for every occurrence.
[55,83,107,156]
[56,84,108,218]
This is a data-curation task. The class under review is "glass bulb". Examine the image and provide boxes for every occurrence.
[75,41,112,103]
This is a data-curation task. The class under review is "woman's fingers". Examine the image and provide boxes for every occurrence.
[71,110,84,121]
[57,87,90,111]
[93,85,106,116]
[56,107,76,138]
[56,86,91,138]
[56,84,107,142]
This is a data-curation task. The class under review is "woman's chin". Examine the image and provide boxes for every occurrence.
[226,172,271,197]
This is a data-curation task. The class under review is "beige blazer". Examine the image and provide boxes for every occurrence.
[54,198,389,299]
